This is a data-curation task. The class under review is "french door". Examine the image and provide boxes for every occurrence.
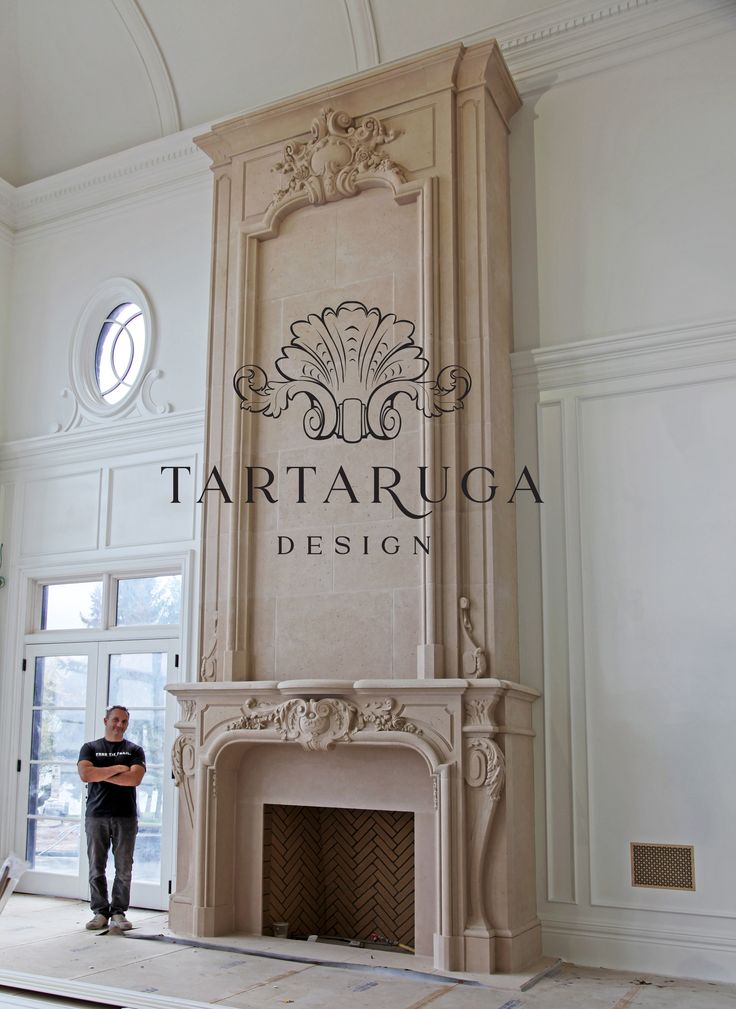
[17,639,178,910]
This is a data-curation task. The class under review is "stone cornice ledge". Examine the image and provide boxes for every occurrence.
[167,678,539,700]
[511,317,736,391]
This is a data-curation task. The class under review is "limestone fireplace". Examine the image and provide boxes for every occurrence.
[168,40,540,975]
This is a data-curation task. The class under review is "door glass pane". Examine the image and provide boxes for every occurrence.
[31,709,86,761]
[28,764,84,817]
[137,766,164,823]
[106,648,168,890]
[27,653,89,879]
[33,655,87,706]
[42,582,102,630]
[108,652,168,707]
[132,824,160,883]
[123,710,165,765]
[116,575,181,626]
[26,818,81,874]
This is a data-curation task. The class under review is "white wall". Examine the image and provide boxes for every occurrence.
[511,29,736,351]
[3,176,211,441]
[0,143,210,867]
[512,27,736,982]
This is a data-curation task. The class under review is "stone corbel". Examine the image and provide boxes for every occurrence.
[463,734,506,934]
[171,732,197,828]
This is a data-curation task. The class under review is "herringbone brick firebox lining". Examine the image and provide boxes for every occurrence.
[262,804,415,948]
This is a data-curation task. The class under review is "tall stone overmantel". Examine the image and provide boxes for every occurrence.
[175,42,542,975]
[193,41,523,686]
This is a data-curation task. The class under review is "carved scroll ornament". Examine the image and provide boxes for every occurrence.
[199,611,217,682]
[459,596,488,678]
[171,734,196,827]
[228,696,420,751]
[270,107,406,212]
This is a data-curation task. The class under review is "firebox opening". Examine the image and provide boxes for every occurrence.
[262,804,415,951]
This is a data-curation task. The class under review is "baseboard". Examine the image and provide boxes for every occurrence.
[541,916,736,983]
[0,970,216,1009]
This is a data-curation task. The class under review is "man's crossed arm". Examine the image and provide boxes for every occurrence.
[78,761,146,786]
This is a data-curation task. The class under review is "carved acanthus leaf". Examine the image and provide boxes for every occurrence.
[270,108,406,212]
[361,698,420,734]
[180,699,197,723]
[464,698,491,726]
[228,695,421,751]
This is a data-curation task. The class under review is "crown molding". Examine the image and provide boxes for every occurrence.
[511,317,736,391]
[0,409,205,471]
[482,0,736,92]
[0,0,732,232]
[7,127,209,233]
[0,177,15,232]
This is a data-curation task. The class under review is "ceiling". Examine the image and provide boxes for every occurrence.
[2,0,732,188]
[0,0,555,186]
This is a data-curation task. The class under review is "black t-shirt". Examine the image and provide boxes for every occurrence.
[78,737,146,818]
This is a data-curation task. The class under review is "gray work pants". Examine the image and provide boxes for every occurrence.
[85,817,138,916]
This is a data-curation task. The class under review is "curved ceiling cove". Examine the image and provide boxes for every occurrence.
[3,0,724,187]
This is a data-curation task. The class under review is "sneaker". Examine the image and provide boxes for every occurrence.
[85,913,109,930]
[110,913,132,931]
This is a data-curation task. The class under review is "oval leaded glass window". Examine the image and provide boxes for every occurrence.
[95,302,146,404]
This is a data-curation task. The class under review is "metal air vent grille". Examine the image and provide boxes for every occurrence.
[630,842,695,890]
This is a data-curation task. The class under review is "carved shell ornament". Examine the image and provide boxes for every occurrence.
[233,301,471,443]
[270,107,406,210]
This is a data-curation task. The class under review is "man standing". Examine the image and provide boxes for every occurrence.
[77,705,146,931]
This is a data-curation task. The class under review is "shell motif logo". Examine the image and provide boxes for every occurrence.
[233,301,471,443]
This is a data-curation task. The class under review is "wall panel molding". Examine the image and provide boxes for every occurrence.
[512,317,736,391]
[537,401,576,904]
[523,318,736,974]
[0,410,205,472]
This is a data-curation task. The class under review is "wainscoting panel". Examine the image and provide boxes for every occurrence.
[513,319,736,980]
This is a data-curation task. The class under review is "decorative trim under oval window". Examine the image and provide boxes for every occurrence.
[52,277,171,433]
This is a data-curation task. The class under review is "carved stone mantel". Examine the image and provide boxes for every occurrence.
[168,677,538,973]
[173,38,541,977]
